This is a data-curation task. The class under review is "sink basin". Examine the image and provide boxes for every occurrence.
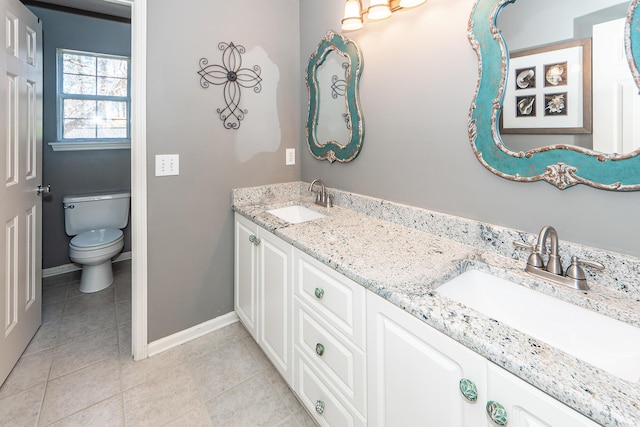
[267,205,326,224]
[438,269,640,382]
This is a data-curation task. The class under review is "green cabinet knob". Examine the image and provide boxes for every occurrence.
[315,399,325,414]
[314,287,324,299]
[248,235,260,246]
[486,400,508,426]
[315,343,325,356]
[459,378,478,402]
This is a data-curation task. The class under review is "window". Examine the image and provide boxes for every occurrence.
[52,49,130,150]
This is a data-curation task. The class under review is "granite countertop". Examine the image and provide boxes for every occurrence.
[233,187,640,426]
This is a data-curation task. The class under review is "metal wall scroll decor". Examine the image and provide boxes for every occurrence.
[198,42,262,130]
[306,31,364,163]
[468,0,640,191]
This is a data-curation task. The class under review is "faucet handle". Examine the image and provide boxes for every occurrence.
[325,194,333,208]
[513,241,533,251]
[513,241,544,269]
[565,256,604,280]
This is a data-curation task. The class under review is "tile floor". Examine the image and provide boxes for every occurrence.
[0,261,316,426]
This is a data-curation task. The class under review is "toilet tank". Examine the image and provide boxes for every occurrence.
[63,192,131,236]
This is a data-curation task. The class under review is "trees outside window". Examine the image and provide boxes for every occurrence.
[58,49,130,142]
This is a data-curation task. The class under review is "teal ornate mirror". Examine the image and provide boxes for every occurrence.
[469,0,640,190]
[306,31,364,163]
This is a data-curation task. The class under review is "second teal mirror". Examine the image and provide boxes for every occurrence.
[306,31,364,163]
[468,0,640,190]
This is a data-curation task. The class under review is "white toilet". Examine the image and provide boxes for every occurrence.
[63,192,131,293]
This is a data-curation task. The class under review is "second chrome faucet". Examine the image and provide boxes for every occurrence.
[308,179,333,208]
[514,225,604,290]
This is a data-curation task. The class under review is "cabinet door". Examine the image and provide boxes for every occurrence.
[486,363,600,427]
[258,228,293,384]
[367,292,488,427]
[234,214,258,338]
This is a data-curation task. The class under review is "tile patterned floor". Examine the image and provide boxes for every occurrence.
[0,262,316,426]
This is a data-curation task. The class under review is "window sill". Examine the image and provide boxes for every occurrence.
[48,141,131,152]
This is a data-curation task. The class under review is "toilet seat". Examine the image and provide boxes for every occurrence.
[70,228,123,251]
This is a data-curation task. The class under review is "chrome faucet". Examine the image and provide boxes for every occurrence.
[535,225,562,274]
[514,225,604,290]
[308,179,333,208]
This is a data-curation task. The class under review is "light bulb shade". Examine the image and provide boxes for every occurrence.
[367,0,392,20]
[399,0,426,7]
[342,0,364,31]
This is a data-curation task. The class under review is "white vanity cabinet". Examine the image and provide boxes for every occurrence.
[235,213,603,427]
[367,291,488,427]
[234,213,293,383]
[367,291,600,427]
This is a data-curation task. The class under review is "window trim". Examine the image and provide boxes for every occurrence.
[56,48,131,147]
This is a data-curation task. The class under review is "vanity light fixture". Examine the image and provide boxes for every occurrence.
[341,0,427,31]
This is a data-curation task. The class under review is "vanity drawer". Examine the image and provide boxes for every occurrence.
[295,298,367,415]
[294,251,366,349]
[296,354,366,427]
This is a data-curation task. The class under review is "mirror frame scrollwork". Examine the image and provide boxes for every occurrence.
[468,0,640,191]
[306,31,364,163]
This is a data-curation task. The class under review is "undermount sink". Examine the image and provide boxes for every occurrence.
[267,205,326,224]
[438,269,640,382]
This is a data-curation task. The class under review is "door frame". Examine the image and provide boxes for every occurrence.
[112,0,148,360]
[130,0,148,360]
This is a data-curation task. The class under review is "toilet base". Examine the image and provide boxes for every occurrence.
[79,260,115,293]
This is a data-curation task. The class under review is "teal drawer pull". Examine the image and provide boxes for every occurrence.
[459,378,478,402]
[486,400,508,426]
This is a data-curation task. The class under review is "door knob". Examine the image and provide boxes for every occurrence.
[36,184,51,196]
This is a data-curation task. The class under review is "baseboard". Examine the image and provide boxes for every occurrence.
[42,251,132,278]
[147,311,240,357]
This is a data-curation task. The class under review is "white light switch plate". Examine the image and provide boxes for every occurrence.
[155,154,179,176]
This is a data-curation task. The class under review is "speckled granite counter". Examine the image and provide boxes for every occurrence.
[233,182,640,426]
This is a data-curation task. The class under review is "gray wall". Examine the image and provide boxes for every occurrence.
[28,6,131,269]
[145,0,640,342]
[146,0,300,341]
[300,0,640,258]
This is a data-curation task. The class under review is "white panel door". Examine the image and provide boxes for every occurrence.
[0,0,42,385]
[486,363,600,427]
[234,214,258,339]
[367,292,488,427]
[593,18,640,154]
[258,228,293,384]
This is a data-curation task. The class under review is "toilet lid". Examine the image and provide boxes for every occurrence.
[70,228,123,250]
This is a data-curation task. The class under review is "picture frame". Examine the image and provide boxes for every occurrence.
[500,38,592,134]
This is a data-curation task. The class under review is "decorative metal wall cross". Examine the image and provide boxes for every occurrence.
[198,42,263,129]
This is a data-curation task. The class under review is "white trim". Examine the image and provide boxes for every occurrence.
[129,0,148,362]
[42,251,132,278]
[147,312,240,357]
[43,263,80,277]
[48,141,130,151]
